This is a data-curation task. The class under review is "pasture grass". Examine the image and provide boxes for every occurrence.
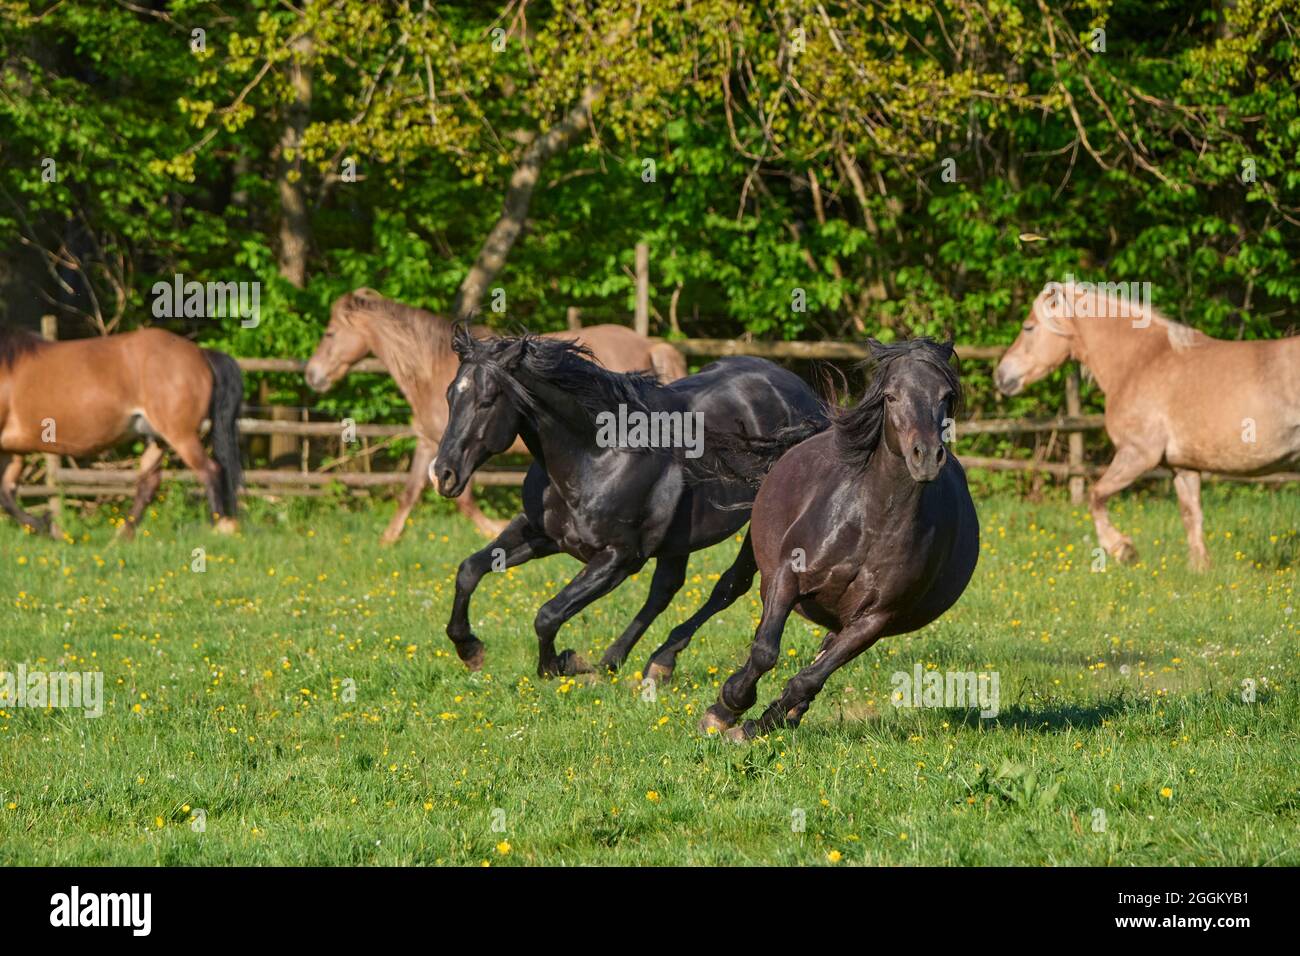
[0,482,1296,866]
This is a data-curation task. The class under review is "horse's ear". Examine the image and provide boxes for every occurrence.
[451,323,476,359]
[937,339,956,362]
[866,338,890,359]
[495,335,529,369]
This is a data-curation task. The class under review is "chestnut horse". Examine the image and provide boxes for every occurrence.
[0,326,243,538]
[995,280,1300,570]
[304,288,686,541]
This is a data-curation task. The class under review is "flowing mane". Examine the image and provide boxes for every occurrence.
[334,288,456,384]
[0,325,50,369]
[454,330,662,426]
[834,339,961,471]
[1036,281,1204,352]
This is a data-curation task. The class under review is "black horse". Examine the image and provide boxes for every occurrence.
[431,328,826,678]
[698,339,980,741]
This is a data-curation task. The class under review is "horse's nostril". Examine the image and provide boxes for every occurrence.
[935,446,946,465]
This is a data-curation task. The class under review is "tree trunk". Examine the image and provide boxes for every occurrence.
[452,86,602,322]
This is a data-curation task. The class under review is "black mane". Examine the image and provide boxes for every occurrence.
[834,338,961,470]
[0,325,48,369]
[455,330,663,425]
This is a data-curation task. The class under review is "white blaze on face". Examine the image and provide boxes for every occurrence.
[454,375,471,395]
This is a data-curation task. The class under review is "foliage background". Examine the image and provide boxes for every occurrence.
[2,0,1297,440]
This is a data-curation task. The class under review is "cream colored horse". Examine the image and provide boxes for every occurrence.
[305,288,686,541]
[995,280,1300,570]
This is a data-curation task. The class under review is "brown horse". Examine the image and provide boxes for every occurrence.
[304,288,687,541]
[995,279,1300,570]
[0,326,243,538]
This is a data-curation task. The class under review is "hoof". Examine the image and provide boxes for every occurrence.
[214,517,239,536]
[379,532,401,547]
[1189,551,1211,573]
[115,523,136,542]
[1112,539,1137,564]
[455,638,486,672]
[723,726,751,745]
[698,707,734,737]
[558,649,594,676]
[645,661,674,685]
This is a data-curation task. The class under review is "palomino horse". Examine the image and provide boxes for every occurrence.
[431,330,826,678]
[695,340,979,741]
[0,326,243,538]
[995,280,1300,570]
[304,288,686,541]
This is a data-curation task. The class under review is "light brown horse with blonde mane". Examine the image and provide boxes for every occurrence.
[0,326,244,539]
[304,288,687,541]
[995,279,1300,570]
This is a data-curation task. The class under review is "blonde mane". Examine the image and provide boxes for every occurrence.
[335,289,455,384]
[1035,281,1202,352]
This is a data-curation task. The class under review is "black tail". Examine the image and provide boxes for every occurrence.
[686,411,831,499]
[203,349,244,516]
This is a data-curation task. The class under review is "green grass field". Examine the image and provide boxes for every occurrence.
[0,482,1296,865]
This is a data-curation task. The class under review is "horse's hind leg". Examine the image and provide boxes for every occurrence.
[116,442,164,541]
[1173,468,1210,571]
[700,569,797,737]
[597,553,688,673]
[646,532,757,683]
[380,437,435,545]
[739,615,885,740]
[166,434,235,534]
[0,452,48,535]
[1090,445,1161,564]
[447,514,558,671]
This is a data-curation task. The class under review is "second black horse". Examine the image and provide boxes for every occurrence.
[431,328,826,678]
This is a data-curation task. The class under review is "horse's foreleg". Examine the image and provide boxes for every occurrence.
[742,615,885,740]
[1090,445,1160,564]
[0,452,47,535]
[533,549,642,678]
[1173,468,1210,571]
[116,442,164,541]
[598,553,688,673]
[447,514,557,671]
[381,437,435,545]
[700,570,797,737]
[645,533,757,683]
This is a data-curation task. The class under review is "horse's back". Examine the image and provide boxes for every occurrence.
[1,328,212,456]
[1119,335,1300,472]
[547,324,662,377]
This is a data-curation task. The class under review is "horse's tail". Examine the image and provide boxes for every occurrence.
[686,411,831,501]
[202,348,244,516]
[649,342,688,383]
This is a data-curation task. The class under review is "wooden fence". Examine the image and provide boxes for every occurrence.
[19,329,1298,502]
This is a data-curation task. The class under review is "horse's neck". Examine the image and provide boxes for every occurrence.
[516,376,601,485]
[1070,314,1171,395]
[362,312,450,412]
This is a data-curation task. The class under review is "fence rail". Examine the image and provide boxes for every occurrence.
[22,332,1299,499]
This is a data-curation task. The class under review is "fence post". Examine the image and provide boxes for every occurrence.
[40,315,61,517]
[1065,369,1085,504]
[566,306,582,330]
[634,241,649,336]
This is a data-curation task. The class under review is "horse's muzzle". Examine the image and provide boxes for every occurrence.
[993,366,1022,396]
[907,441,947,483]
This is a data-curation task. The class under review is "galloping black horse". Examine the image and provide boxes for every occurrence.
[431,328,826,678]
[698,339,980,740]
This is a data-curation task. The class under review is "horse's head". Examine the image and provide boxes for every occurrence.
[304,289,380,392]
[994,282,1077,396]
[870,339,959,483]
[431,327,529,498]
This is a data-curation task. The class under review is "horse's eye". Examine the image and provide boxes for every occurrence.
[1022,325,1034,333]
